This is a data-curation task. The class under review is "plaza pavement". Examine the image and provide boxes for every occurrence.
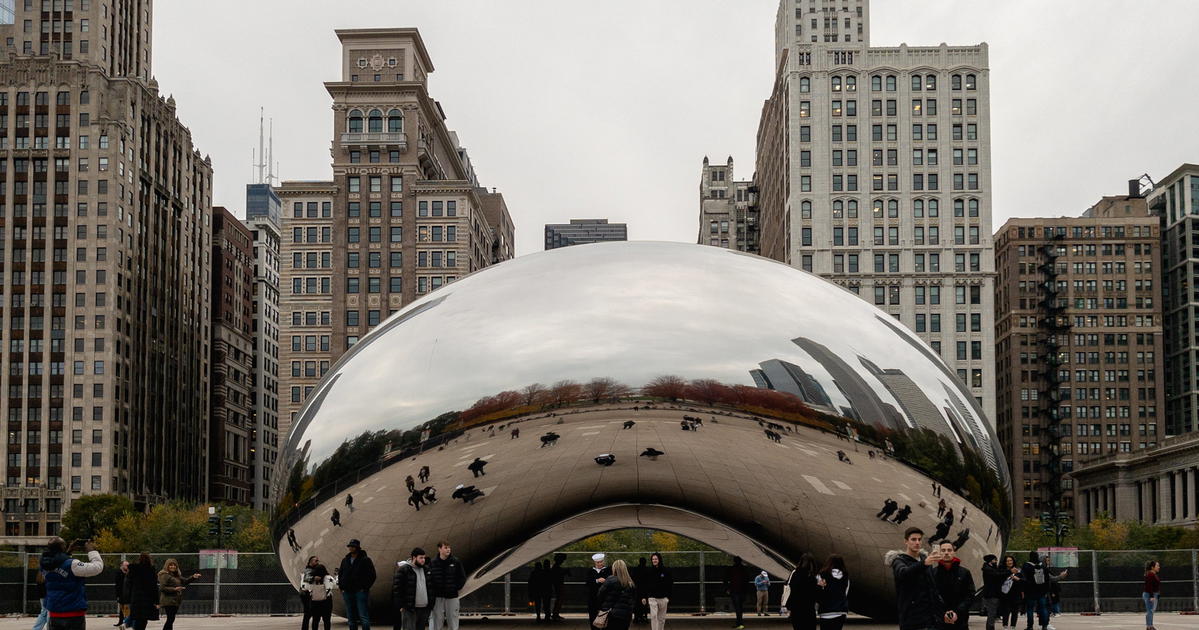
[0,613,1187,630]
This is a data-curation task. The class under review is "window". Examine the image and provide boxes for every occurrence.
[347,110,363,133]
[799,77,810,93]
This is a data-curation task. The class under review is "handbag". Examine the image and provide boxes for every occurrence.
[593,609,610,629]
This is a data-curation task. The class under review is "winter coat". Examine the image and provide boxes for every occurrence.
[392,560,431,609]
[1020,560,1050,599]
[428,554,467,599]
[783,569,820,617]
[931,558,975,628]
[126,563,160,621]
[887,550,942,630]
[40,550,103,615]
[158,570,199,608]
[299,568,337,603]
[726,563,750,595]
[981,562,1008,599]
[586,566,612,605]
[598,581,637,620]
[338,550,378,593]
[114,570,130,605]
[642,566,673,599]
[817,569,849,616]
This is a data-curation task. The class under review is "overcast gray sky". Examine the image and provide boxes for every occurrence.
[154,0,1199,256]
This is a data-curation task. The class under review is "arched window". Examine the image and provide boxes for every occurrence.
[966,74,977,90]
[799,76,811,93]
[801,200,812,219]
[954,198,965,217]
[928,199,939,217]
[888,199,899,218]
[368,109,383,133]
[347,109,363,133]
[847,199,859,218]
[833,200,844,218]
[968,199,980,217]
[885,75,897,91]
[951,74,962,91]
[913,199,924,217]
[873,199,884,218]
[871,75,882,91]
[387,109,403,133]
[925,74,936,90]
[846,76,857,92]
[911,75,922,91]
[831,76,842,92]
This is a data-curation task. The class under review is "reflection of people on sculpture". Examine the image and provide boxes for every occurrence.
[950,528,970,551]
[595,453,616,467]
[891,505,912,525]
[451,484,484,504]
[623,421,636,429]
[937,499,946,518]
[540,432,560,447]
[406,475,416,493]
[836,450,852,464]
[960,506,967,523]
[943,508,955,528]
[511,428,520,439]
[409,486,437,511]
[640,447,664,460]
[345,493,354,512]
[468,458,488,478]
[680,421,691,431]
[287,528,300,552]
[928,520,951,545]
[331,509,342,527]
[876,498,898,520]
[419,466,430,483]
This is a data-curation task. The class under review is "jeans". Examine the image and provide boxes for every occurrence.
[1025,595,1049,629]
[982,597,1000,630]
[431,597,460,630]
[398,606,429,630]
[1143,592,1156,627]
[33,600,48,630]
[343,590,371,630]
[648,598,668,630]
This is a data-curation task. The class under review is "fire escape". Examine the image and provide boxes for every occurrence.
[1037,229,1071,543]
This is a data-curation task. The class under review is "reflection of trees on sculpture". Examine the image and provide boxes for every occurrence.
[884,427,1011,530]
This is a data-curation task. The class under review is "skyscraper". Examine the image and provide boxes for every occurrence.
[210,208,254,505]
[277,29,515,437]
[244,183,281,510]
[0,0,213,533]
[756,0,995,426]
[698,156,758,253]
[544,219,627,250]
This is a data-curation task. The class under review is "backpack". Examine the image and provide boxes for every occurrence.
[1001,576,1015,595]
[1032,565,1045,585]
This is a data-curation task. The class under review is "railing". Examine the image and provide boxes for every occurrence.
[340,132,407,148]
[0,549,1196,616]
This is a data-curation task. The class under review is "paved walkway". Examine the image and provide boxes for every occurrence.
[0,613,1188,630]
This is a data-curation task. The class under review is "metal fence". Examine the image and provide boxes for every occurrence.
[0,549,1196,616]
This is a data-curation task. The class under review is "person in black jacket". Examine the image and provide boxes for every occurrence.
[724,557,750,629]
[428,541,467,630]
[597,560,637,630]
[527,561,547,623]
[631,558,649,623]
[548,554,568,621]
[337,539,377,630]
[887,527,942,630]
[641,553,673,630]
[1020,551,1050,630]
[816,555,849,630]
[586,553,612,628]
[392,548,431,630]
[114,560,131,628]
[980,554,1008,630]
[126,553,160,630]
[998,555,1024,630]
[784,553,820,630]
[931,542,974,630]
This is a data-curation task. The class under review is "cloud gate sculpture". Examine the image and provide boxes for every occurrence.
[272,241,1010,620]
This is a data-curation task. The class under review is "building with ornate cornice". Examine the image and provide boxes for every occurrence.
[276,28,515,438]
[0,0,213,534]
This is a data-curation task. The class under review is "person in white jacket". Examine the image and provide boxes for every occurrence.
[299,558,337,630]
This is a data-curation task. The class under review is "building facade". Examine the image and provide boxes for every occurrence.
[757,0,995,425]
[544,219,626,250]
[698,157,758,253]
[1070,432,1199,527]
[994,209,1164,521]
[0,0,213,534]
[1147,164,1199,437]
[244,183,281,510]
[210,208,254,505]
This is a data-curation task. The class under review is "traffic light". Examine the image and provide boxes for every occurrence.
[208,514,220,536]
[224,515,235,536]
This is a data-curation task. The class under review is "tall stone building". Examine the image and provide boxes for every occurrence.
[276,27,516,440]
[1147,164,1199,437]
[244,183,281,510]
[544,219,626,250]
[994,203,1164,521]
[0,0,213,533]
[210,207,253,505]
[756,0,995,425]
[697,156,757,253]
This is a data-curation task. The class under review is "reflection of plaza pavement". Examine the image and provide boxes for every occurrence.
[281,404,1001,618]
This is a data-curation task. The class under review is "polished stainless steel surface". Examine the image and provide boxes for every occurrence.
[272,241,1010,619]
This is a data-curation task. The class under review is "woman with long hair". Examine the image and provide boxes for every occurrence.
[783,553,820,630]
[300,558,335,630]
[1143,559,1160,630]
[157,558,202,630]
[598,559,638,630]
[641,553,673,630]
[998,554,1023,629]
[816,555,849,630]
[126,553,159,630]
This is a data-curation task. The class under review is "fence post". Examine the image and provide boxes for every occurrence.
[1090,550,1100,614]
[699,551,706,614]
[504,572,511,614]
[21,549,28,617]
[1192,549,1198,614]
[213,553,222,616]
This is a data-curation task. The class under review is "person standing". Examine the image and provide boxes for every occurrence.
[891,505,912,525]
[1020,552,1053,630]
[467,458,488,478]
[816,555,848,630]
[419,466,430,484]
[631,558,649,624]
[338,539,378,630]
[596,560,637,630]
[156,558,201,630]
[300,559,335,630]
[39,537,104,630]
[331,509,342,527]
[428,541,467,630]
[887,527,942,630]
[125,553,159,630]
[549,554,568,622]
[345,494,355,512]
[527,561,547,623]
[783,553,819,630]
[1143,560,1160,630]
[980,555,1007,630]
[930,542,974,630]
[724,557,750,630]
[754,571,771,616]
[586,553,612,629]
[393,548,432,630]
[113,561,131,628]
[298,556,319,630]
[641,553,672,630]
[998,555,1023,630]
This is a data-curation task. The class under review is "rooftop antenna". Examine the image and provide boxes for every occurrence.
[254,107,267,184]
[267,117,277,186]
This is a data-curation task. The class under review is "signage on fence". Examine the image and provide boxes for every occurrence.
[1037,546,1078,568]
[199,550,239,569]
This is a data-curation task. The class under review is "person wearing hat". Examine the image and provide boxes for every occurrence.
[587,553,612,629]
[980,554,1007,630]
[754,570,771,616]
[337,539,377,630]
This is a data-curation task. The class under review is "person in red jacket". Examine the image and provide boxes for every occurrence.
[1143,560,1160,630]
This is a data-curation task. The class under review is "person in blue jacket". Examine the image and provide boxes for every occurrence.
[39,537,105,630]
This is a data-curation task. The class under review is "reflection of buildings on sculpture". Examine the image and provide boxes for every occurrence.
[751,359,835,413]
[791,337,905,431]
[859,357,940,434]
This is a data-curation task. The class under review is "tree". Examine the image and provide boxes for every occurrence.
[643,375,687,401]
[522,383,548,406]
[548,380,583,407]
[61,494,135,541]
